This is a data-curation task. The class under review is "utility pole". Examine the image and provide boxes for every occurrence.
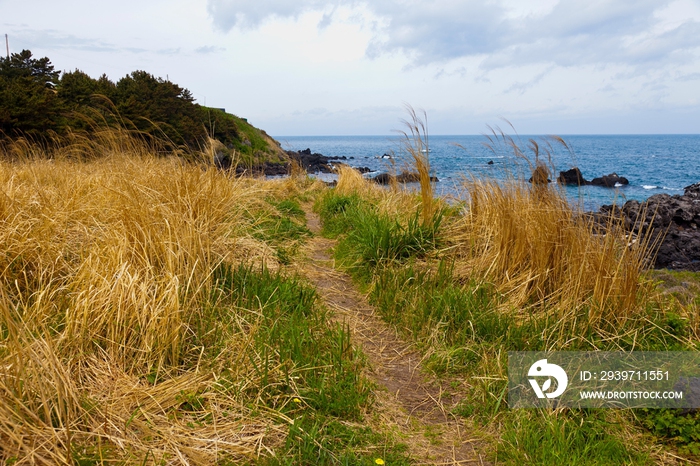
[5,34,9,59]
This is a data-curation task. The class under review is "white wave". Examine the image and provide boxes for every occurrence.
[642,185,658,190]
[614,182,624,187]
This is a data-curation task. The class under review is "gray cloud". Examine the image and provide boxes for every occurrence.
[481,1,700,70]
[366,1,507,64]
[206,0,700,71]
[9,28,216,58]
[207,0,332,30]
[156,48,182,55]
[195,45,226,54]
[677,72,700,82]
[503,67,554,95]
[10,28,118,53]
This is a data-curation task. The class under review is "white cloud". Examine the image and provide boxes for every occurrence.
[195,45,226,54]
[207,0,333,30]
[3,0,700,134]
[206,0,700,71]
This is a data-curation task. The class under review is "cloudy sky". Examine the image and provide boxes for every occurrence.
[2,0,700,135]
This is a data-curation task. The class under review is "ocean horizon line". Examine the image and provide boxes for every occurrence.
[274,133,700,139]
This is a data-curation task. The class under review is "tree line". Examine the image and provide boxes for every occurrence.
[0,49,241,148]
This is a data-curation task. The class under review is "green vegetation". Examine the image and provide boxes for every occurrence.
[314,141,700,464]
[4,90,700,464]
[0,132,408,465]
[0,49,287,166]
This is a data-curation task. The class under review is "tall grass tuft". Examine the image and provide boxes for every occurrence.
[451,179,651,334]
[398,104,434,226]
[334,164,375,196]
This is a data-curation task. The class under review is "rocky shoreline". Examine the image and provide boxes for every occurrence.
[213,147,370,176]
[556,167,699,271]
[286,148,369,174]
[598,183,700,271]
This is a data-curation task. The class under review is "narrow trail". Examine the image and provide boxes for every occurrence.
[299,207,487,465]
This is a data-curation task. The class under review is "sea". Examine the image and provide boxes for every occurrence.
[274,135,700,211]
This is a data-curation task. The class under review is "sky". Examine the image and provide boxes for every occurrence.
[2,0,700,135]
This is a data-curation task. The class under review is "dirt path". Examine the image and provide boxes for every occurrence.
[299,208,486,465]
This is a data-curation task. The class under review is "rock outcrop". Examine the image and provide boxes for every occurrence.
[215,147,371,176]
[557,168,630,187]
[558,167,588,185]
[372,172,439,184]
[599,183,700,270]
[590,173,629,187]
[287,148,347,173]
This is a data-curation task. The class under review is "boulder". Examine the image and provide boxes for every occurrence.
[287,148,348,173]
[684,182,700,198]
[599,184,700,270]
[372,172,439,185]
[558,167,589,186]
[590,173,629,187]
[372,173,392,184]
[528,164,552,185]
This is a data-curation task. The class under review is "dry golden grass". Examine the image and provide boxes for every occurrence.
[449,178,652,330]
[333,164,431,223]
[0,134,307,464]
[334,164,376,197]
[332,134,655,337]
[398,105,433,226]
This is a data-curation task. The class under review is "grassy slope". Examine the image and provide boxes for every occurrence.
[0,135,407,465]
[204,108,289,168]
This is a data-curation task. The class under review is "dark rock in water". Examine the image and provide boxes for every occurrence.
[487,160,494,165]
[287,148,347,173]
[356,166,371,174]
[225,148,369,177]
[558,167,589,186]
[372,172,439,184]
[262,162,288,176]
[373,173,391,184]
[557,168,631,188]
[598,182,700,270]
[590,173,629,187]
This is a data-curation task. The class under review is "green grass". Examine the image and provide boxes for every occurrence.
[496,410,652,465]
[640,408,700,457]
[210,264,369,415]
[314,192,367,238]
[206,260,411,464]
[316,192,443,283]
[262,417,410,466]
[316,188,699,464]
[252,197,312,264]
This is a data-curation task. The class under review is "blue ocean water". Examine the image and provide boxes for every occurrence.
[275,135,700,210]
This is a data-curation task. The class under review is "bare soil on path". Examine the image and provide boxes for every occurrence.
[298,207,487,465]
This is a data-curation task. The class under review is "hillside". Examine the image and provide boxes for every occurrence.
[0,49,288,168]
